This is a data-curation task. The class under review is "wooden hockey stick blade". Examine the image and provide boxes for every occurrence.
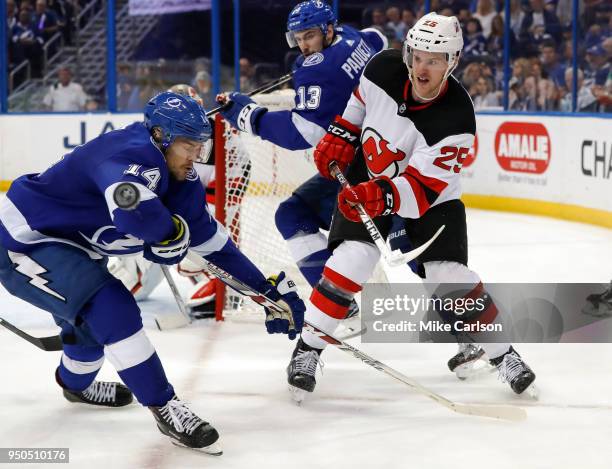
[154,312,191,331]
[0,317,63,351]
[449,402,527,422]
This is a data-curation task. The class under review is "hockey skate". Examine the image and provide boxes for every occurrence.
[56,369,133,407]
[490,347,537,398]
[582,281,612,317]
[287,338,323,404]
[149,396,222,455]
[447,342,491,380]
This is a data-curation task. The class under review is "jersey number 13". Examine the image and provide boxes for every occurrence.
[295,86,321,110]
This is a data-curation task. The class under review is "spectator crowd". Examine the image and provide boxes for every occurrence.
[363,0,610,112]
[7,0,81,79]
[4,0,611,113]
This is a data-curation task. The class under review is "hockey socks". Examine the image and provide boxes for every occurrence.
[116,352,175,407]
[57,345,105,392]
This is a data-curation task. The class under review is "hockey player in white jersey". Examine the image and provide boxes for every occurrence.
[286,13,537,400]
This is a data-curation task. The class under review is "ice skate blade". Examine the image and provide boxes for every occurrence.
[522,383,539,400]
[288,385,308,405]
[170,439,223,456]
[454,359,495,381]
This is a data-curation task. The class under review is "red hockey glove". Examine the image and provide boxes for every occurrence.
[314,116,361,179]
[338,176,400,222]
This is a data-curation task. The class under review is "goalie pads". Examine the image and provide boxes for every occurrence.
[107,256,163,301]
[185,274,218,309]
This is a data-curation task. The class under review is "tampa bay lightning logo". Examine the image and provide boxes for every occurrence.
[80,226,143,256]
[303,52,324,67]
[315,0,324,7]
[165,97,184,108]
[185,167,199,181]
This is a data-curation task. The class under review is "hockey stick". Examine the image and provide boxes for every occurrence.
[0,317,63,351]
[154,266,193,331]
[206,72,294,117]
[184,251,526,422]
[329,162,445,267]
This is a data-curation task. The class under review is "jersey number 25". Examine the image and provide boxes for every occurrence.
[433,146,470,174]
[296,86,321,110]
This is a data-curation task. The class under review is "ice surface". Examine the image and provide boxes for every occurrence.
[1,209,611,469]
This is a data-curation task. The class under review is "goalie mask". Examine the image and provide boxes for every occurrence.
[286,1,337,48]
[403,13,463,102]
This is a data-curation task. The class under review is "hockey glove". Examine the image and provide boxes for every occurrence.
[338,176,400,222]
[261,272,305,340]
[219,92,267,134]
[314,116,361,179]
[143,214,191,265]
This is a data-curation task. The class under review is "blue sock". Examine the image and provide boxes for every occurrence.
[117,352,175,407]
[57,344,104,392]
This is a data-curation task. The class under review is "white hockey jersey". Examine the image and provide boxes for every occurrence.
[342,49,476,219]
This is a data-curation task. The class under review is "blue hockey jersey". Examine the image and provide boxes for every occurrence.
[0,122,268,288]
[256,25,387,150]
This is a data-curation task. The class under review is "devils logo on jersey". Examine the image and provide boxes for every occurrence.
[362,127,406,178]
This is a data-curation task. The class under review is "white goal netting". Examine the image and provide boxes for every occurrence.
[215,90,387,319]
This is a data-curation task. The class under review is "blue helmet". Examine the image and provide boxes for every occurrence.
[286,1,337,48]
[144,91,211,148]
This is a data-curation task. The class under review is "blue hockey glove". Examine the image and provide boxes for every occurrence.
[261,272,305,340]
[220,92,267,134]
[143,214,191,265]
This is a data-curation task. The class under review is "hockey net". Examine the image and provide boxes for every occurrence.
[213,90,387,321]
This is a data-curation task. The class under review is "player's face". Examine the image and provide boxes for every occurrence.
[293,27,325,56]
[410,50,449,100]
[165,137,203,180]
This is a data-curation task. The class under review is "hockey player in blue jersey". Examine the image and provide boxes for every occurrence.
[217,1,387,297]
[0,92,305,455]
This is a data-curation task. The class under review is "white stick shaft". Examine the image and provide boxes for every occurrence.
[156,266,191,330]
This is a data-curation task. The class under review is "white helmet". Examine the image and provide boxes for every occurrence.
[403,13,463,100]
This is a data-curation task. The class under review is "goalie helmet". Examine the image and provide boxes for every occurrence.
[144,91,211,148]
[403,13,463,99]
[286,1,337,48]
